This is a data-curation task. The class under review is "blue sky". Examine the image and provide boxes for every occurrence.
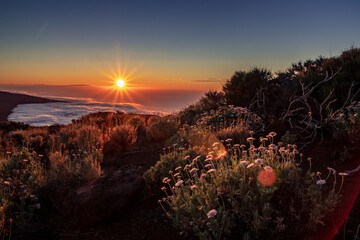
[0,0,359,90]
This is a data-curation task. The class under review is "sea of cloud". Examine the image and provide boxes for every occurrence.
[7,99,159,126]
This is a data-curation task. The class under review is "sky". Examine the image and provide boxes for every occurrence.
[0,0,360,102]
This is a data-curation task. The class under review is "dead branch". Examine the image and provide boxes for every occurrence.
[282,69,341,121]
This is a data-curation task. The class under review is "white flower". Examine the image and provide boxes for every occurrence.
[316,180,326,185]
[207,169,216,174]
[35,203,41,209]
[175,180,184,187]
[269,132,277,137]
[212,142,220,147]
[207,209,217,218]
[28,176,34,181]
[174,173,180,177]
[30,194,35,198]
[240,161,248,166]
[175,166,182,171]
[255,158,263,164]
[247,137,255,142]
[3,181,10,186]
[190,185,198,190]
[190,168,198,173]
[339,172,348,176]
[247,163,255,168]
[269,144,277,149]
[205,164,212,168]
[225,138,232,142]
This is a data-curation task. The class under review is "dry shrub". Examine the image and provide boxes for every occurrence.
[47,150,102,185]
[148,118,177,142]
[65,125,103,152]
[8,130,26,145]
[103,124,137,155]
[216,122,250,144]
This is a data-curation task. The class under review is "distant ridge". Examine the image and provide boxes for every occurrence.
[0,91,60,122]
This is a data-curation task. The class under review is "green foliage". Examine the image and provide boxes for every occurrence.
[0,147,44,238]
[144,148,199,184]
[156,137,340,239]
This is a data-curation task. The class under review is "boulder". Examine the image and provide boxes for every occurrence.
[65,169,144,229]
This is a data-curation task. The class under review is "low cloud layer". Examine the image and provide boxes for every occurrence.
[7,100,157,127]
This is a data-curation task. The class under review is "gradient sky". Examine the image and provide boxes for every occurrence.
[1,0,360,91]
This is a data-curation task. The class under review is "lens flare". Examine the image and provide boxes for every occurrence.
[257,169,276,186]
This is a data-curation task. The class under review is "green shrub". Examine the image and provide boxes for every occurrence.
[144,148,200,185]
[0,147,44,238]
[157,136,341,239]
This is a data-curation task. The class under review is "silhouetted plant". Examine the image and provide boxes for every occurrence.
[223,67,272,107]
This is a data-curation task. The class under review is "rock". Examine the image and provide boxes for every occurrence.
[65,169,145,229]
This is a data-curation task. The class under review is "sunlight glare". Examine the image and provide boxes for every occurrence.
[116,79,125,88]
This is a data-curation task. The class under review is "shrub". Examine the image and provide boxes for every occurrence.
[148,118,177,142]
[0,147,44,238]
[198,90,225,111]
[157,135,341,239]
[216,123,250,145]
[195,105,263,132]
[144,149,200,185]
[66,125,103,152]
[223,67,272,107]
[47,149,102,185]
[103,124,137,155]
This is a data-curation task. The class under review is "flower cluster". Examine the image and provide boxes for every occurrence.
[155,134,341,239]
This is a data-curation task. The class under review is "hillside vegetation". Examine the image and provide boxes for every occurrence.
[1,48,360,239]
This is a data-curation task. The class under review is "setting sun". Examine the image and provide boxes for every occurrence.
[116,79,125,88]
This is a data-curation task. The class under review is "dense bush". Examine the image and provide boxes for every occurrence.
[156,136,342,239]
[0,148,44,237]
[148,118,177,142]
[103,124,138,155]
[223,67,272,107]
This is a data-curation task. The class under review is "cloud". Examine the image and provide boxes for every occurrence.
[192,78,226,83]
[7,99,164,127]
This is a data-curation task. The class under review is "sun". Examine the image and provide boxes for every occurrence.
[116,79,125,88]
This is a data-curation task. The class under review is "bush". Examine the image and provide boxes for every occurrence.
[47,149,102,185]
[144,148,200,185]
[216,123,250,145]
[103,124,137,155]
[157,135,341,239]
[223,67,272,107]
[148,118,177,142]
[0,148,44,238]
